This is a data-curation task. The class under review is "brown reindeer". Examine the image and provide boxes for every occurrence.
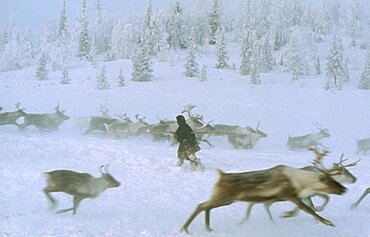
[43,165,120,214]
[181,165,346,234]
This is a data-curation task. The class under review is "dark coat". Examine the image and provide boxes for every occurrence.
[175,123,199,152]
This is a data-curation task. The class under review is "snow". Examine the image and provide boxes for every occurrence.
[1,52,370,236]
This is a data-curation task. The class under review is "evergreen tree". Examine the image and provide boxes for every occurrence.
[117,70,126,87]
[77,0,91,61]
[261,36,274,72]
[240,0,258,77]
[131,37,153,82]
[184,29,199,77]
[165,1,188,49]
[215,29,229,69]
[315,56,321,74]
[92,0,113,54]
[96,66,109,89]
[59,0,67,37]
[358,51,370,89]
[209,0,222,45]
[35,53,49,80]
[325,36,349,90]
[347,0,363,47]
[0,18,33,71]
[199,65,208,81]
[60,66,71,84]
[284,26,309,80]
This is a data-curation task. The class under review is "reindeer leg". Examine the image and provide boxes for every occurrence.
[290,197,334,226]
[240,203,255,224]
[72,196,85,215]
[351,187,370,209]
[43,188,57,210]
[181,202,208,234]
[264,203,274,222]
[314,194,329,212]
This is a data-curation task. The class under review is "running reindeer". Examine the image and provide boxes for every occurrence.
[240,148,358,223]
[43,165,120,214]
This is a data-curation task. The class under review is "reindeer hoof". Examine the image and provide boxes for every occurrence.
[180,227,190,234]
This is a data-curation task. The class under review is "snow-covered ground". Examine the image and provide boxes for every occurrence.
[1,49,370,236]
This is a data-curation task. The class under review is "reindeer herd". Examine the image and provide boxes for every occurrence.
[1,103,370,234]
[1,103,370,154]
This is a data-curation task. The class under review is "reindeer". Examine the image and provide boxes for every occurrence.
[147,117,178,142]
[241,148,358,223]
[84,105,119,134]
[227,122,267,149]
[104,113,133,138]
[351,187,370,208]
[0,103,27,127]
[43,165,120,214]
[126,114,149,136]
[181,165,346,234]
[287,123,330,149]
[21,105,69,131]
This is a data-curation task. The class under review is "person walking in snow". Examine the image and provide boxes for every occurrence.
[174,115,205,171]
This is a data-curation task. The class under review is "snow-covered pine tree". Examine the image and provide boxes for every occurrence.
[199,65,207,81]
[347,0,363,48]
[165,1,188,49]
[60,66,71,84]
[315,56,321,74]
[240,0,258,77]
[284,26,309,80]
[0,18,33,71]
[117,69,126,87]
[96,66,109,89]
[131,36,153,82]
[77,0,91,61]
[184,28,199,77]
[261,36,274,73]
[59,0,67,37]
[358,51,370,90]
[215,29,229,69]
[325,35,349,90]
[209,0,221,45]
[91,0,113,54]
[35,53,49,80]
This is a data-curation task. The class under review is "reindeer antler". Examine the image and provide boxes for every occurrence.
[309,147,330,166]
[333,153,360,169]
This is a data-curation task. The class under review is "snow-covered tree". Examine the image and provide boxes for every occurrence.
[35,53,49,80]
[96,66,109,89]
[239,0,259,77]
[260,36,274,72]
[315,56,321,75]
[165,1,188,49]
[325,36,349,90]
[188,1,209,46]
[0,18,33,71]
[131,36,153,82]
[346,0,364,47]
[358,51,370,90]
[199,65,207,82]
[60,66,71,84]
[209,0,222,45]
[284,26,309,80]
[77,0,91,61]
[91,0,113,54]
[109,19,136,60]
[215,29,229,69]
[117,69,126,87]
[59,0,68,37]
[184,29,199,77]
